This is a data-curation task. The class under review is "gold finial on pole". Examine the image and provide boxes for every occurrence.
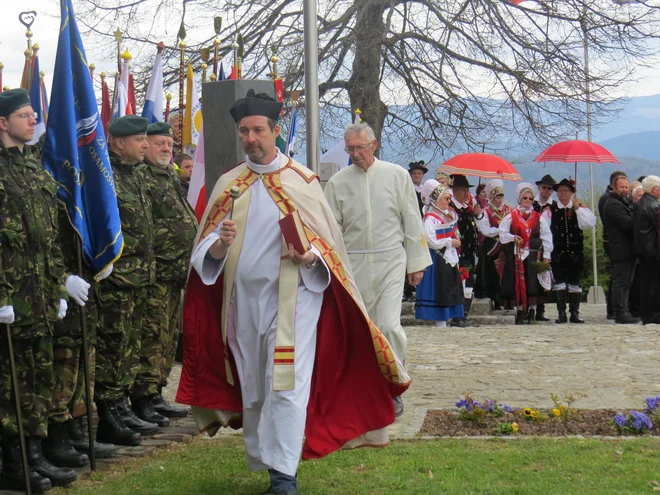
[89,63,96,82]
[18,11,37,50]
[2,86,9,92]
[213,16,222,78]
[121,49,132,62]
[100,71,107,84]
[32,43,40,57]
[355,108,362,122]
[269,45,279,80]
[210,73,217,81]
[200,48,210,83]
[39,70,44,82]
[114,28,123,72]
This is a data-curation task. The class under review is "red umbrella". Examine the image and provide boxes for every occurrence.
[439,153,523,182]
[533,140,619,164]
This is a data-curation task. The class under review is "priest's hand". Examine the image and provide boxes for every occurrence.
[407,271,424,287]
[288,243,317,266]
[209,220,238,259]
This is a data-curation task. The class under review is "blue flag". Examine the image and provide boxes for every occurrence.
[42,0,123,279]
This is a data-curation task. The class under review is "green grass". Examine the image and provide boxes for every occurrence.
[53,436,660,495]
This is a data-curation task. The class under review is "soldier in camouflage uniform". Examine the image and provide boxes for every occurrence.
[0,89,84,491]
[95,115,158,447]
[43,203,117,467]
[131,123,197,424]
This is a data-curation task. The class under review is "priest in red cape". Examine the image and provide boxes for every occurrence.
[176,90,411,495]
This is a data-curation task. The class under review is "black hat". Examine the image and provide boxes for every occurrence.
[229,89,283,124]
[553,177,576,193]
[0,89,31,118]
[147,122,174,137]
[108,115,149,137]
[408,160,428,174]
[450,174,474,189]
[535,174,557,187]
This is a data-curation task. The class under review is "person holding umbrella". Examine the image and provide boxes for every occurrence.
[542,179,597,324]
[498,183,553,324]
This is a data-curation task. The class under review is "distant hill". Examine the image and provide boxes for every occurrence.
[599,131,660,161]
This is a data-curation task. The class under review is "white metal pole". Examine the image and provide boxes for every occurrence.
[303,0,320,173]
[583,21,599,304]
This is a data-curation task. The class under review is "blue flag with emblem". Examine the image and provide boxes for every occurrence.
[42,0,124,278]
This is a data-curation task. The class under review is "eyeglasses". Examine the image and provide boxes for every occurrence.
[14,112,38,120]
[344,143,371,154]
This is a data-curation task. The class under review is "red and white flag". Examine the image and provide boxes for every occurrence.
[187,125,206,222]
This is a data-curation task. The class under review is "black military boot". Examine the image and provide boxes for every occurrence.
[27,438,77,487]
[152,388,189,418]
[568,293,585,324]
[43,422,89,467]
[96,400,141,446]
[66,417,118,459]
[526,308,536,324]
[132,396,170,428]
[535,303,550,322]
[0,435,52,492]
[117,397,160,435]
[555,290,568,324]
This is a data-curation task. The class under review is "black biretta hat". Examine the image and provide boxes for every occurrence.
[229,89,283,123]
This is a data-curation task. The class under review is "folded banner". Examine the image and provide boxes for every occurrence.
[41,0,124,279]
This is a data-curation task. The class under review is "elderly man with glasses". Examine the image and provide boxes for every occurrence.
[324,123,431,418]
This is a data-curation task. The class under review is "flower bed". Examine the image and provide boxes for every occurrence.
[419,394,660,437]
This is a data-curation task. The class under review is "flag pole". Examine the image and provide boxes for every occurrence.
[75,239,96,470]
[303,0,319,174]
[212,17,222,79]
[178,39,186,153]
[5,324,31,495]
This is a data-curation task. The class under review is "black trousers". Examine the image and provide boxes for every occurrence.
[611,258,636,316]
[604,244,613,316]
[639,256,660,324]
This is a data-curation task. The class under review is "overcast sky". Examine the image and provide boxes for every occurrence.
[2,0,660,100]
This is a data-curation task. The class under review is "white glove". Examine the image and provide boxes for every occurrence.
[0,306,15,324]
[96,264,114,281]
[66,275,90,306]
[57,299,68,320]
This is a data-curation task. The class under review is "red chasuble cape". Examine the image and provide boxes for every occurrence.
[176,156,411,460]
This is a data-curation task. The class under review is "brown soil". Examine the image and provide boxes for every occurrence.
[419,409,660,436]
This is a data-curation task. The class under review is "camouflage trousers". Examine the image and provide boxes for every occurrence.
[0,331,53,438]
[95,287,147,402]
[132,282,182,399]
[50,296,99,424]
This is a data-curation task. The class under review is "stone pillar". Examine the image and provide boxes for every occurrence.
[201,79,277,202]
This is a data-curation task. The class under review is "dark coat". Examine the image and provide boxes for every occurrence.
[598,186,613,242]
[632,192,660,258]
[602,193,635,261]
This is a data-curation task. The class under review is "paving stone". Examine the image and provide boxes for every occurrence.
[141,438,173,448]
[115,445,156,457]
[152,433,193,444]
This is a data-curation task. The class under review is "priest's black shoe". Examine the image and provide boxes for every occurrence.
[615,313,640,325]
[0,436,52,492]
[450,318,469,328]
[27,438,77,487]
[117,397,160,435]
[43,422,89,467]
[152,390,189,418]
[96,400,142,446]
[132,397,170,428]
[66,417,118,459]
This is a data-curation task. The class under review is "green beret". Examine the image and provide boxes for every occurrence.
[147,122,174,137]
[0,89,31,118]
[108,115,149,137]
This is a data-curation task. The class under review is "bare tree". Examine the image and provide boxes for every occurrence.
[73,0,660,161]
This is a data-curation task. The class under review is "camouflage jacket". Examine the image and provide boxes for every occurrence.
[101,151,155,289]
[0,141,68,336]
[139,160,197,285]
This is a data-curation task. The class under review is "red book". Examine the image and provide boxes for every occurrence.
[279,210,311,254]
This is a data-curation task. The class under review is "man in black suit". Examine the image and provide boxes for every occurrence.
[603,175,639,324]
[632,176,660,325]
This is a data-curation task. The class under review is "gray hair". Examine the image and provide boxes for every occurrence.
[344,123,376,142]
[642,175,660,194]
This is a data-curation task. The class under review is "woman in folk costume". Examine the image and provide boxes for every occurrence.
[415,180,465,328]
[498,183,553,324]
[474,179,511,309]
[176,90,410,495]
